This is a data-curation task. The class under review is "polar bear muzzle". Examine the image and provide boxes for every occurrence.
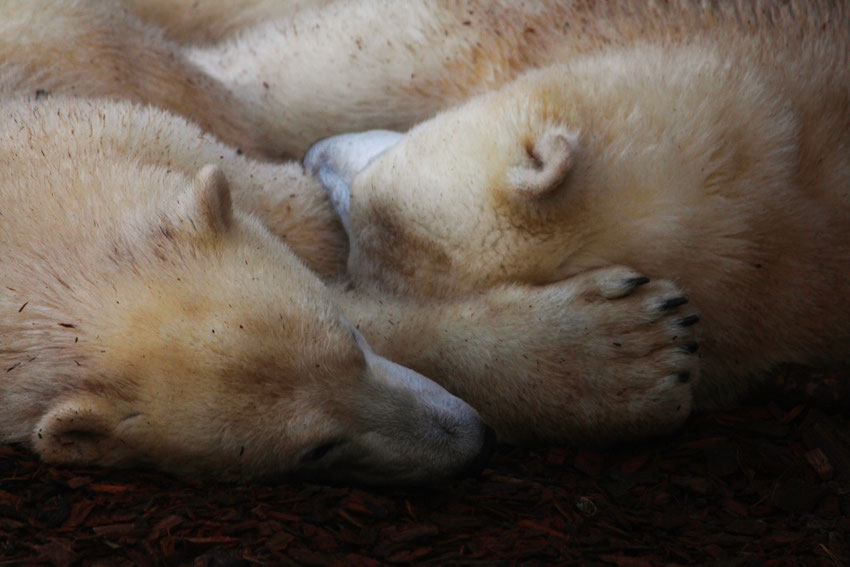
[304,129,403,234]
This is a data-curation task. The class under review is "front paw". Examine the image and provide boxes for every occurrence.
[556,265,701,440]
[482,265,701,445]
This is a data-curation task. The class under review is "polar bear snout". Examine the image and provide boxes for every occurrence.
[284,326,494,486]
[326,327,494,484]
[455,424,497,479]
[304,130,403,233]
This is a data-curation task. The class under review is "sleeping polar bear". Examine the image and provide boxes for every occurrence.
[3,1,708,483]
[304,1,850,413]
[0,97,499,484]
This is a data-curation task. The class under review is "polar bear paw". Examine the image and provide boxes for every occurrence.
[481,265,701,444]
[552,265,701,441]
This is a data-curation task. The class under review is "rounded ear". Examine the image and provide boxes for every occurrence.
[185,164,233,232]
[32,395,124,465]
[506,126,577,199]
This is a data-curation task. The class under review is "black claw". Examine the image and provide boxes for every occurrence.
[677,370,691,383]
[661,296,689,310]
[625,276,650,287]
[685,341,699,353]
[679,315,700,327]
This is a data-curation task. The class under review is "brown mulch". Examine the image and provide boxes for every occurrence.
[1,368,848,567]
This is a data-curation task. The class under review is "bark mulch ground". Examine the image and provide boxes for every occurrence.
[1,367,848,567]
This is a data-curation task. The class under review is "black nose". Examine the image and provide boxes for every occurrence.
[456,425,498,479]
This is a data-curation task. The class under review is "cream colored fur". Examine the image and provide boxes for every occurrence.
[339,269,700,445]
[169,0,705,443]
[0,97,496,483]
[308,3,850,411]
[1,0,706,458]
[187,0,507,157]
[1,95,701,483]
[1,0,353,278]
[0,0,280,158]
[120,0,334,44]
[192,0,834,158]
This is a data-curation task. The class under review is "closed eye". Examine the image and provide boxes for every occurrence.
[300,440,341,464]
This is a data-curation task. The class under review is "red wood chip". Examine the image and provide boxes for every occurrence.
[804,447,834,480]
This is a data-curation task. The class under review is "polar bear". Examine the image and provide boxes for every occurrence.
[0,96,499,484]
[305,5,850,411]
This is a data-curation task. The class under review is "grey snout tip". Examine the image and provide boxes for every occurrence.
[304,130,403,232]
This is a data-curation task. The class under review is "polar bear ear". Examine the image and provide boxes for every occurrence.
[506,127,577,199]
[185,164,233,232]
[32,395,123,466]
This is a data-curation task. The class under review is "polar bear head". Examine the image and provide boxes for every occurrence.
[306,69,625,296]
[25,165,491,485]
[306,47,791,298]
